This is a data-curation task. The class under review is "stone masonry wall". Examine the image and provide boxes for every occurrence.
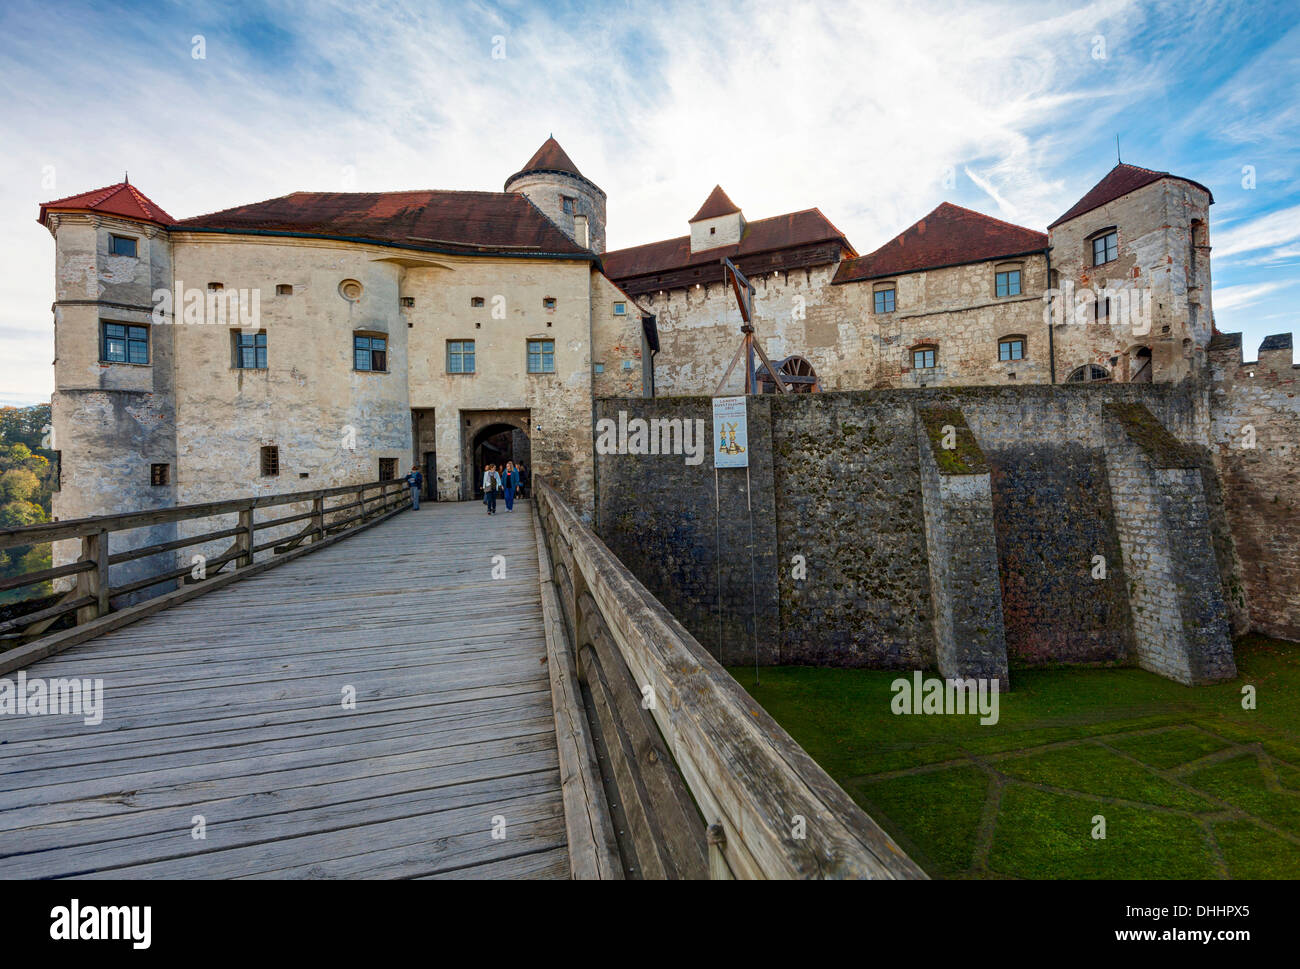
[595,381,1244,684]
[1209,332,1300,641]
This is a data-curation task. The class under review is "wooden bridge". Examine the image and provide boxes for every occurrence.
[0,480,922,880]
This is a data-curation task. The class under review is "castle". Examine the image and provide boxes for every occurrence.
[36,138,1299,659]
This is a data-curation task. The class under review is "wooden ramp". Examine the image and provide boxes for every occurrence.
[0,499,568,879]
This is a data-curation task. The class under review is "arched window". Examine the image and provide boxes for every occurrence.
[1065,364,1111,383]
[1130,346,1152,383]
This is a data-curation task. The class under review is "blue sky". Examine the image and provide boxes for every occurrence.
[1,0,1297,404]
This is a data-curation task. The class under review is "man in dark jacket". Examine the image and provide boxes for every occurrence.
[405,465,423,510]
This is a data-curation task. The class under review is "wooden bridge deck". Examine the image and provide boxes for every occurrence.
[0,499,568,879]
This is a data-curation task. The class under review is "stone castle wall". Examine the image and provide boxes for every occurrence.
[1209,332,1300,641]
[595,382,1249,684]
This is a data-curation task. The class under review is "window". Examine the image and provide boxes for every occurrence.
[527,339,555,374]
[207,282,224,291]
[400,297,415,308]
[109,234,137,257]
[150,463,169,487]
[874,286,896,314]
[354,333,387,372]
[710,227,716,235]
[912,346,937,369]
[593,362,605,374]
[447,339,475,374]
[260,445,279,477]
[1066,364,1111,383]
[233,330,267,369]
[543,297,557,311]
[561,196,575,215]
[1094,297,1111,321]
[101,321,149,364]
[1092,230,1119,266]
[276,284,293,296]
[614,302,627,316]
[999,337,1025,362]
[995,269,1021,297]
[379,458,397,481]
[471,296,485,308]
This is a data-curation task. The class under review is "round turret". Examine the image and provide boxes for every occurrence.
[505,137,606,254]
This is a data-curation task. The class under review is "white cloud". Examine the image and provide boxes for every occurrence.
[1213,281,1292,312]
[1213,203,1300,259]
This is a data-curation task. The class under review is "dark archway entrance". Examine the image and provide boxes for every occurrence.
[459,410,531,500]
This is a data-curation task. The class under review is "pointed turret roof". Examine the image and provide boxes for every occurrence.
[517,136,583,178]
[38,181,174,226]
[833,202,1047,284]
[504,136,603,195]
[690,185,741,222]
[1048,162,1214,229]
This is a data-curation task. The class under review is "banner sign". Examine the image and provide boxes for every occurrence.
[712,396,749,468]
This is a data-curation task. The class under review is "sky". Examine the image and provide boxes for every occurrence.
[0,0,1297,404]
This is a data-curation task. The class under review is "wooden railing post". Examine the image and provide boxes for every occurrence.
[311,496,324,543]
[707,823,734,880]
[74,529,108,625]
[236,503,254,568]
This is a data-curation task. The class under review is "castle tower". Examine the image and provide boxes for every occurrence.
[1047,163,1214,383]
[38,181,179,596]
[504,137,607,254]
[688,185,745,253]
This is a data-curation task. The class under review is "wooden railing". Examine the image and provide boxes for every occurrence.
[533,479,925,880]
[0,479,410,672]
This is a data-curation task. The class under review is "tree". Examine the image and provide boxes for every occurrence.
[0,500,45,528]
[0,468,40,503]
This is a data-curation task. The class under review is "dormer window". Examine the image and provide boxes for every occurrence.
[109,234,137,257]
[1091,229,1119,266]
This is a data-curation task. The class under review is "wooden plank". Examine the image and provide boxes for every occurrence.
[532,501,621,881]
[536,481,924,880]
[0,500,567,879]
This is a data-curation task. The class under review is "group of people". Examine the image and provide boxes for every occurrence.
[403,460,530,513]
[481,460,527,514]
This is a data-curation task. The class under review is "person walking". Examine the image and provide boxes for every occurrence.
[482,464,501,515]
[405,464,423,510]
[517,462,529,499]
[503,461,520,512]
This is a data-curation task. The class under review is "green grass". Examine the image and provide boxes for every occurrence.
[728,635,1300,879]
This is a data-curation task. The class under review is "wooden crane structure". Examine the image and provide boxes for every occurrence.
[713,257,791,396]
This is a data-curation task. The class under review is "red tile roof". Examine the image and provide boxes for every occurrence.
[38,182,174,226]
[1048,163,1214,229]
[832,202,1047,285]
[690,185,741,222]
[602,208,853,281]
[174,190,592,257]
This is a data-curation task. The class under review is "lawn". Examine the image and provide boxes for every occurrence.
[728,635,1300,879]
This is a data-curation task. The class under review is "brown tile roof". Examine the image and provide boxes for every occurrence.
[38,182,174,226]
[690,185,741,222]
[602,208,853,281]
[832,202,1047,285]
[1048,163,1214,229]
[173,190,592,257]
[518,136,583,178]
[505,136,603,195]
